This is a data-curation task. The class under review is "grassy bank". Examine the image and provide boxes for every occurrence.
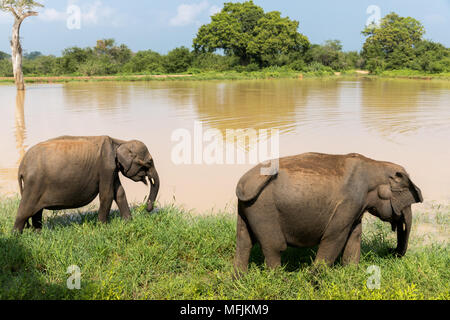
[0,70,303,84]
[374,69,450,80]
[1,69,449,85]
[0,197,448,300]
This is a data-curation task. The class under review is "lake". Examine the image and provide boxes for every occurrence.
[1,78,449,212]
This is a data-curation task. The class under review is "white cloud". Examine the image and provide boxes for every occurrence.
[82,1,110,25]
[39,8,67,22]
[37,1,123,26]
[209,5,221,16]
[169,0,215,27]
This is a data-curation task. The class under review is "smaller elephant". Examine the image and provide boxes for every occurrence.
[234,153,423,273]
[14,136,160,232]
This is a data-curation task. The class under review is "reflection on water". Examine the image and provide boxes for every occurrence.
[62,82,132,114]
[183,81,303,135]
[15,90,26,163]
[360,79,450,138]
[0,90,26,190]
[0,78,449,211]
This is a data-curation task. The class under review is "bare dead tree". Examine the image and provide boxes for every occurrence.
[0,0,43,90]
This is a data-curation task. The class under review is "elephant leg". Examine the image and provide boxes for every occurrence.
[234,209,254,274]
[113,176,131,220]
[314,232,350,269]
[262,245,284,269]
[98,196,113,223]
[98,180,114,223]
[342,220,362,265]
[31,209,44,231]
[314,208,357,268]
[13,191,41,233]
[247,214,286,269]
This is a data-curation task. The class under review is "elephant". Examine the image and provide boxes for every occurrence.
[13,136,160,232]
[234,152,423,273]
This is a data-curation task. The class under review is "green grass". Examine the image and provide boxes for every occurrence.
[374,69,450,80]
[0,69,303,84]
[1,69,449,85]
[0,197,448,300]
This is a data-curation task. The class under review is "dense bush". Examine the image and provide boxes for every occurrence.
[122,50,164,74]
[191,52,238,71]
[22,55,58,75]
[304,40,362,71]
[408,40,450,73]
[162,47,193,73]
[0,50,10,60]
[0,58,13,76]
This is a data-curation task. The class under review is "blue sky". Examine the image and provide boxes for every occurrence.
[0,0,449,55]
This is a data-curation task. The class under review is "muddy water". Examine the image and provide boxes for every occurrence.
[0,78,449,212]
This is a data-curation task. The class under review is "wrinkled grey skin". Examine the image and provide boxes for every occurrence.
[14,136,160,232]
[234,153,423,273]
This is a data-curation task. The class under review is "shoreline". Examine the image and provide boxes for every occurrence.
[0,70,449,84]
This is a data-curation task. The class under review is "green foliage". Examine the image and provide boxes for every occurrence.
[58,47,94,74]
[0,0,43,13]
[191,52,238,72]
[22,55,57,75]
[0,51,11,60]
[193,1,309,66]
[302,62,334,75]
[122,50,164,74]
[408,40,450,73]
[94,39,132,66]
[162,46,193,73]
[305,40,363,71]
[360,12,449,73]
[73,39,132,76]
[0,58,13,76]
[23,51,42,60]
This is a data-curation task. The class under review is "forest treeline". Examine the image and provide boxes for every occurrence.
[0,2,448,77]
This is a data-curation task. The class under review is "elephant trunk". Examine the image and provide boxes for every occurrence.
[395,206,412,257]
[146,166,160,212]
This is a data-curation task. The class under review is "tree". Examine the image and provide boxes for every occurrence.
[56,39,132,76]
[23,50,41,59]
[59,46,94,74]
[193,1,309,66]
[94,39,132,65]
[306,40,343,69]
[123,50,164,74]
[163,46,193,73]
[303,40,363,71]
[0,0,43,90]
[362,12,425,72]
[409,40,450,73]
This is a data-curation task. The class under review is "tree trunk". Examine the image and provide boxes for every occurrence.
[11,19,25,91]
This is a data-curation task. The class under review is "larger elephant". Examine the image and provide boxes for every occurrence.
[234,153,423,273]
[14,136,160,232]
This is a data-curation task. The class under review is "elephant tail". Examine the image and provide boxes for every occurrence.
[236,164,276,202]
[18,173,24,196]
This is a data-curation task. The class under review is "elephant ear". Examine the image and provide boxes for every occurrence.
[389,172,423,216]
[236,164,276,202]
[116,144,135,174]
